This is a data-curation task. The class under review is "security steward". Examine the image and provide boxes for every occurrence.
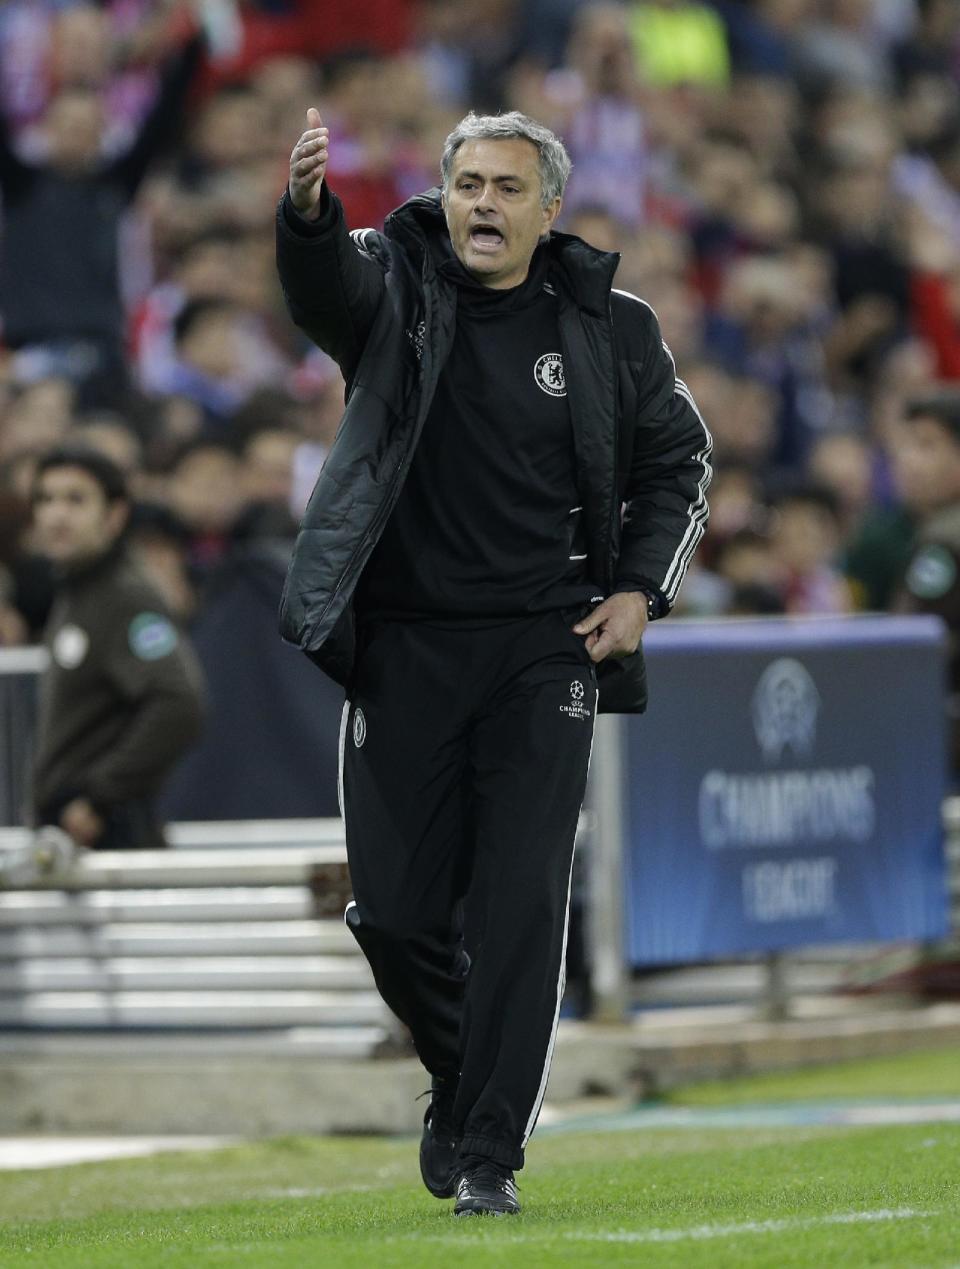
[31,446,204,851]
[276,109,712,1215]
[896,393,960,773]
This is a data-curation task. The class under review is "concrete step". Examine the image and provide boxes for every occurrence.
[166,821,345,850]
[3,1004,960,1136]
[0,956,374,994]
[0,888,316,926]
[0,1027,387,1058]
[0,989,385,1029]
[24,846,348,890]
[632,962,857,1007]
[0,920,356,958]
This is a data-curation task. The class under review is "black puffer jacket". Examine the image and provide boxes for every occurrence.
[275,186,711,712]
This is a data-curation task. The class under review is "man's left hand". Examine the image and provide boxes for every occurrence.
[59,798,104,848]
[573,592,649,663]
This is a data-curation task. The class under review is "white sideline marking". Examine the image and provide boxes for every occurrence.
[538,1099,960,1134]
[262,1185,378,1198]
[567,1208,934,1245]
[414,1207,936,1248]
[0,1136,236,1170]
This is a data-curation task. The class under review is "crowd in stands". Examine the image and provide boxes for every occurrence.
[2,0,960,647]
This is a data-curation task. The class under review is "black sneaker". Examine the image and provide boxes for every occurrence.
[454,1157,521,1216]
[419,1076,459,1199]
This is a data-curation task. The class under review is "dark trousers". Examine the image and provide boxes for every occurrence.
[341,611,597,1170]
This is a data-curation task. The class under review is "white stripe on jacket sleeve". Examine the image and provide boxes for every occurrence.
[612,289,713,606]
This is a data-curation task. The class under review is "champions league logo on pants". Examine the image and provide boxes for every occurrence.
[560,678,592,720]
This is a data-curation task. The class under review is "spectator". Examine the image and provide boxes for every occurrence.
[768,482,855,614]
[629,0,731,89]
[128,501,196,624]
[907,205,960,381]
[894,392,960,768]
[158,298,288,423]
[555,4,649,227]
[795,0,893,96]
[30,445,204,849]
[416,0,522,115]
[233,425,300,540]
[891,0,960,87]
[808,432,876,539]
[165,438,245,581]
[843,417,921,611]
[705,254,835,465]
[317,49,434,230]
[704,462,766,545]
[0,484,32,644]
[73,416,145,486]
[0,26,203,405]
[715,528,784,606]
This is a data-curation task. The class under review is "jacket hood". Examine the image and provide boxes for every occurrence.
[384,187,620,314]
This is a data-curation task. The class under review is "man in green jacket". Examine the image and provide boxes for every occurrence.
[31,446,204,851]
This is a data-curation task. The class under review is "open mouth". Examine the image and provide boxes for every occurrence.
[469,225,504,252]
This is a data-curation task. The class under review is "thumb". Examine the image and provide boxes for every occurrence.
[306,106,322,129]
[588,627,615,662]
[574,602,607,634]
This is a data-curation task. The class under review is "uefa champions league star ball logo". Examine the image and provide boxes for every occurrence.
[560,678,591,721]
[751,658,820,763]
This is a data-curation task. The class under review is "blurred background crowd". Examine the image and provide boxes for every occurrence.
[2,0,960,656]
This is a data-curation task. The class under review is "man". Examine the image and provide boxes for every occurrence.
[31,446,204,851]
[894,393,960,771]
[276,108,711,1215]
[0,32,202,401]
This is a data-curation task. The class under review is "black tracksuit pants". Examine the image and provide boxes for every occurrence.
[341,610,598,1170]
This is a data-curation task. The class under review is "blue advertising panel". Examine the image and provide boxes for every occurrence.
[623,616,949,964]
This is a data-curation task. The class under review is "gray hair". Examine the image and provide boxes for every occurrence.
[440,111,572,208]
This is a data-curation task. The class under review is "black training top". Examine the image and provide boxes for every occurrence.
[355,247,603,620]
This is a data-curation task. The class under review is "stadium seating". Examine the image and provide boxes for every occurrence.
[0,820,384,1040]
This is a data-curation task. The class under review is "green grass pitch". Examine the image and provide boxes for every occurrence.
[1,1049,959,1268]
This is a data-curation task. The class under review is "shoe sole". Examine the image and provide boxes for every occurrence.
[420,1168,457,1200]
[419,1148,458,1199]
[454,1202,520,1217]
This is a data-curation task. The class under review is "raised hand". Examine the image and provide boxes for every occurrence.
[288,107,328,220]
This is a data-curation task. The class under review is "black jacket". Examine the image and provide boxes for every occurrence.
[275,187,711,712]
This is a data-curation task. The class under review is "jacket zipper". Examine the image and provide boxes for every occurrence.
[605,292,619,594]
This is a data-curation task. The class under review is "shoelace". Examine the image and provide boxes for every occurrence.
[417,1085,457,1140]
[461,1160,519,1196]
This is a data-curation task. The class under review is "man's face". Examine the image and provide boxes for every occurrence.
[33,467,126,565]
[894,416,960,513]
[44,91,103,171]
[443,138,561,289]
